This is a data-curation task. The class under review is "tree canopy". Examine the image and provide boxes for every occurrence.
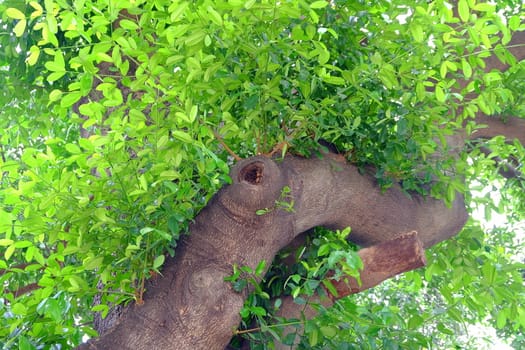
[0,0,524,349]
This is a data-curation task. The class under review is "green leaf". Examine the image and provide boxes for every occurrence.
[33,249,45,265]
[169,2,189,22]
[509,15,520,31]
[458,0,469,22]
[26,45,40,65]
[91,304,109,318]
[185,30,206,46]
[44,298,62,322]
[153,255,165,269]
[410,24,424,43]
[189,105,198,122]
[6,8,26,19]
[83,256,104,270]
[322,279,338,297]
[249,306,266,316]
[408,315,424,329]
[207,6,223,26]
[65,143,81,154]
[4,245,16,260]
[172,130,193,143]
[496,310,507,328]
[68,275,87,292]
[255,260,266,276]
[440,61,449,78]
[322,75,345,85]
[0,239,14,246]
[310,1,328,9]
[461,58,472,79]
[437,322,454,335]
[11,303,27,315]
[477,96,491,114]
[308,328,319,346]
[320,325,337,338]
[14,19,27,37]
[379,64,398,89]
[47,71,66,82]
[60,92,82,108]
[473,3,494,13]
[14,240,32,248]
[25,246,36,262]
[318,48,330,65]
[18,336,34,350]
[244,0,256,9]
[435,84,446,102]
[447,307,464,323]
[317,243,331,257]
[119,19,138,30]
[47,11,58,33]
[481,262,496,285]
[96,52,113,63]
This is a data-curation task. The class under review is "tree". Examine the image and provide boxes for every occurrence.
[0,0,524,349]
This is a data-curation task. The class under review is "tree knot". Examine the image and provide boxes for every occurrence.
[239,161,264,185]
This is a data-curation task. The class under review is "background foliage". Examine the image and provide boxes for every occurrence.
[0,0,524,348]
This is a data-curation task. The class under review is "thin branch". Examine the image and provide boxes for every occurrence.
[212,129,242,161]
[0,263,32,276]
[7,282,42,298]
[479,145,522,179]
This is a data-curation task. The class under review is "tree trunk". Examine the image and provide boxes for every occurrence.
[76,14,525,350]
[77,153,468,349]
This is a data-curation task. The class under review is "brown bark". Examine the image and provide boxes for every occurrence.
[473,115,525,145]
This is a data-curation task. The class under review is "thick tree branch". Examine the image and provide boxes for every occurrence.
[325,231,426,298]
[478,145,522,179]
[272,231,426,350]
[288,153,468,248]
[472,115,525,146]
[468,29,525,144]
[266,22,525,350]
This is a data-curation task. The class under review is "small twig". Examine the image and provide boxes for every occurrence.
[212,130,242,161]
[233,319,305,335]
[266,140,290,158]
[234,327,261,335]
[0,144,6,163]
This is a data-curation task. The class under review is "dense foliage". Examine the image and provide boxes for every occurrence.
[0,0,524,348]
